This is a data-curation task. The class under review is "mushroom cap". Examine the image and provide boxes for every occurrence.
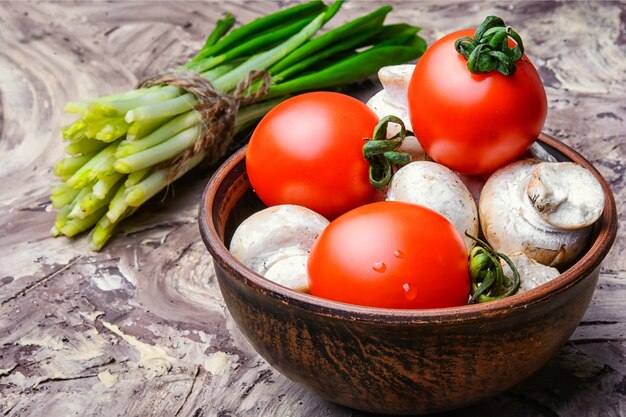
[377,64,415,106]
[527,162,604,229]
[386,161,479,252]
[229,205,329,290]
[479,159,591,268]
[367,90,413,131]
[264,255,310,293]
[501,252,560,293]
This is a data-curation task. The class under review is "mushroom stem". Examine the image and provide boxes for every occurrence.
[526,162,604,229]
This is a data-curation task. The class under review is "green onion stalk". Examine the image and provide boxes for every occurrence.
[51,0,427,250]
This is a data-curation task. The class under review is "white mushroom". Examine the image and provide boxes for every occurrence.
[229,205,329,292]
[367,65,425,161]
[501,252,560,292]
[479,159,604,268]
[377,64,415,105]
[386,161,479,252]
[527,162,604,229]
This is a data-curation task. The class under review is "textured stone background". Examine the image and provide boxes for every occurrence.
[0,1,624,416]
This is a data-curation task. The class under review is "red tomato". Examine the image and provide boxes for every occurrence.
[408,29,547,175]
[246,92,379,219]
[307,201,470,309]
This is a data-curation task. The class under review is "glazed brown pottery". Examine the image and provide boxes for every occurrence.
[198,133,617,415]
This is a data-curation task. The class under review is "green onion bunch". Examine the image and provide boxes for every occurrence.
[51,0,426,250]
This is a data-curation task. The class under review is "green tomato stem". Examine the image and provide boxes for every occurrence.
[454,16,525,76]
[466,233,521,303]
[362,115,413,190]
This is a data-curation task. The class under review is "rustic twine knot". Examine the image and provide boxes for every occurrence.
[138,69,271,180]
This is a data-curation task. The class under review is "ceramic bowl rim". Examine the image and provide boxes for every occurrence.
[198,133,618,324]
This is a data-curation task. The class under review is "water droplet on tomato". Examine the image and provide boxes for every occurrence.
[403,283,417,300]
[393,250,404,258]
[372,261,386,272]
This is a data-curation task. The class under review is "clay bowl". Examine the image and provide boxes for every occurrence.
[198,133,617,415]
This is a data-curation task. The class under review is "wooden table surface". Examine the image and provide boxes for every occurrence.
[1,1,624,416]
